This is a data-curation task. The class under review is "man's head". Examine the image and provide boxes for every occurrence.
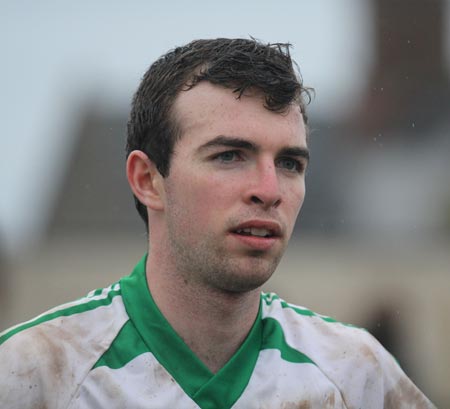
[126,38,311,230]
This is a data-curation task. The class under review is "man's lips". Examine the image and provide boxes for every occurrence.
[229,220,283,251]
[230,220,282,238]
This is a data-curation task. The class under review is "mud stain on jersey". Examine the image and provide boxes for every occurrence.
[14,365,38,379]
[153,362,177,387]
[324,392,335,407]
[280,401,311,409]
[24,320,90,397]
[384,376,434,408]
[35,327,65,381]
[83,368,128,407]
[359,342,378,365]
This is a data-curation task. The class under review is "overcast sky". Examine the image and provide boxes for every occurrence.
[3,0,447,255]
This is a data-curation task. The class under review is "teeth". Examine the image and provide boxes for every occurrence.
[236,228,271,237]
[250,228,270,237]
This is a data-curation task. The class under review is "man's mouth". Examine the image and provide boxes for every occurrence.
[230,222,281,251]
[235,227,274,238]
[231,220,282,239]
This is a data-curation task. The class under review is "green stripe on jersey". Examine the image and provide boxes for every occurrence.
[261,317,315,365]
[93,320,147,369]
[262,293,357,327]
[0,285,122,346]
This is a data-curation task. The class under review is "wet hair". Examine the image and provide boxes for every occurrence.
[126,38,312,229]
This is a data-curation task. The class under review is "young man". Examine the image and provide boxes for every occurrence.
[0,38,435,408]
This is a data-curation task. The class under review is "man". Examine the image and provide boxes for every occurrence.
[0,38,435,408]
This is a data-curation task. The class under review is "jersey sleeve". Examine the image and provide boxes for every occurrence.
[0,284,130,409]
[368,332,437,409]
[322,324,437,409]
[0,324,71,409]
[260,293,437,408]
[0,316,108,409]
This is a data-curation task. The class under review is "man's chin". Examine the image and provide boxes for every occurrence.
[212,262,278,293]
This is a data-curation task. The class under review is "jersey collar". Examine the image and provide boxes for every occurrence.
[121,254,263,409]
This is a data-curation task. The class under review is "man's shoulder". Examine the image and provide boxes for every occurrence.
[0,282,129,409]
[260,292,372,357]
[0,282,126,346]
[260,292,436,408]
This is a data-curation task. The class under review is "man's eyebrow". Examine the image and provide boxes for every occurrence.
[197,135,310,162]
[278,146,310,162]
[197,136,258,153]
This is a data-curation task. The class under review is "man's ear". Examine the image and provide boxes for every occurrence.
[126,150,165,211]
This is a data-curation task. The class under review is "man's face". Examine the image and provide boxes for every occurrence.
[159,82,308,293]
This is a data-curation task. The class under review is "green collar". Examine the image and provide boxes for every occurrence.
[120,255,263,409]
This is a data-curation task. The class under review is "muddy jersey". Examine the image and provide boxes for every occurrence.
[0,256,435,409]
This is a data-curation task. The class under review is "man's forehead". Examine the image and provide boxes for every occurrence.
[172,82,304,138]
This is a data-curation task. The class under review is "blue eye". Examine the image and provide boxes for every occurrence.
[216,151,240,162]
[276,157,302,172]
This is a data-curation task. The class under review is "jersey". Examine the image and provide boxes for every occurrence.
[0,255,436,409]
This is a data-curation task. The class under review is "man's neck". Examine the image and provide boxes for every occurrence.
[146,257,261,374]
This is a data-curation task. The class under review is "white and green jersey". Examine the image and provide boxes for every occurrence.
[0,256,435,409]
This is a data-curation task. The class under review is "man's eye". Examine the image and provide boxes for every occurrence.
[276,157,303,173]
[215,151,240,162]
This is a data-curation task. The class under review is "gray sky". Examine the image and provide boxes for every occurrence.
[0,0,377,255]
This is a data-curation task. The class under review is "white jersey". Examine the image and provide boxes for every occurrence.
[0,256,435,408]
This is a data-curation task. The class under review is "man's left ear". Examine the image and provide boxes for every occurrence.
[126,150,165,211]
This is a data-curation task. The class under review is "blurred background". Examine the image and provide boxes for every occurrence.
[1,0,449,406]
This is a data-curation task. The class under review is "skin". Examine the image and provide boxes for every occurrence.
[127,82,308,373]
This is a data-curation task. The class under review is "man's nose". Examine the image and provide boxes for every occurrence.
[245,163,282,209]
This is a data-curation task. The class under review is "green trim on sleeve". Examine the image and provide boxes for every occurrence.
[0,286,121,346]
[262,293,359,328]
